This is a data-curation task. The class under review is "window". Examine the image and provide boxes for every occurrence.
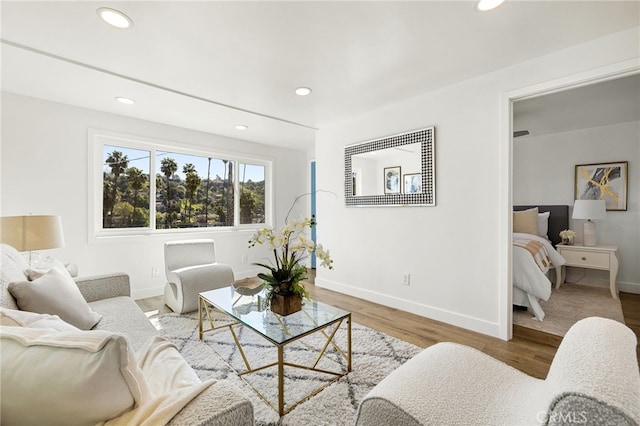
[92,130,271,236]
[239,163,265,224]
[103,145,151,228]
[155,152,236,229]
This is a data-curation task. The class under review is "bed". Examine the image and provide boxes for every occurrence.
[512,205,568,321]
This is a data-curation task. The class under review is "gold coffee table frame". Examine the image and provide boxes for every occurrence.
[198,289,352,416]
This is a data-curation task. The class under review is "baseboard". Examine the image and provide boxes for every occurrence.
[565,269,640,295]
[315,277,503,339]
[619,281,640,294]
[565,270,640,295]
[132,285,163,300]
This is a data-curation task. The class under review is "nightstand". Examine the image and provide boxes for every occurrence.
[556,244,619,299]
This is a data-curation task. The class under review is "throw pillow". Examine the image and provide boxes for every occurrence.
[8,268,102,330]
[513,207,539,235]
[0,307,78,330]
[0,326,149,426]
[537,211,551,238]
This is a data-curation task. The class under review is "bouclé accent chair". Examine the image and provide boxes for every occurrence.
[164,239,234,314]
[356,317,640,426]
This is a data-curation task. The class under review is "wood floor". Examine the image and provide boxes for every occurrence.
[137,277,640,380]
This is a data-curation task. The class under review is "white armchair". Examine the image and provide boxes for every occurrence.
[356,317,639,425]
[164,239,234,314]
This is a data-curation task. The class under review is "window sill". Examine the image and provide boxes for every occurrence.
[90,225,262,244]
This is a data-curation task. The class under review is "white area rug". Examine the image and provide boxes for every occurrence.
[153,311,422,425]
[513,283,625,337]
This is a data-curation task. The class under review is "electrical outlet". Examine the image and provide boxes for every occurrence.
[151,267,159,277]
[401,273,410,286]
[241,254,249,264]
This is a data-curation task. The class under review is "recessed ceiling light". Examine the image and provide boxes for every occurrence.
[115,97,135,105]
[295,87,312,96]
[235,125,248,130]
[476,0,506,11]
[97,7,133,29]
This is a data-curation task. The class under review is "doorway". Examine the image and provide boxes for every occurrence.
[501,60,640,340]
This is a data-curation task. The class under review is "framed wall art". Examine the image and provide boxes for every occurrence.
[384,166,401,194]
[404,173,422,194]
[575,161,628,211]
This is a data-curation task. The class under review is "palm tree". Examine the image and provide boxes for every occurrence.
[126,167,146,225]
[239,163,250,223]
[182,163,201,223]
[183,163,196,175]
[103,180,114,227]
[204,157,211,226]
[222,160,228,225]
[106,151,129,226]
[226,160,234,225]
[240,191,255,223]
[222,160,234,226]
[160,157,178,228]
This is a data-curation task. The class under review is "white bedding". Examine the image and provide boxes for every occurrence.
[513,233,566,321]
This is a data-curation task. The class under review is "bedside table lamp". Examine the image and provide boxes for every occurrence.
[572,200,606,247]
[0,215,65,266]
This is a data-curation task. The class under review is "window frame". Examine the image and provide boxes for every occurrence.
[89,129,273,241]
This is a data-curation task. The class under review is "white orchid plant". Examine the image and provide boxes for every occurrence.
[248,217,333,300]
[559,229,576,239]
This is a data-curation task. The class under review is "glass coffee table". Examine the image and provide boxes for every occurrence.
[198,285,352,416]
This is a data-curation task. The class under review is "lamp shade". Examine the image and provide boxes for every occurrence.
[0,215,65,251]
[572,200,606,220]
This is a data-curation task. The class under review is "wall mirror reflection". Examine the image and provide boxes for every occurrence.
[344,127,435,207]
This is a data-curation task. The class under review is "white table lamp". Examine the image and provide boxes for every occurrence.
[572,200,606,247]
[0,215,65,265]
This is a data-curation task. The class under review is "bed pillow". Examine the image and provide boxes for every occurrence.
[0,307,78,330]
[8,268,102,330]
[537,211,550,239]
[0,326,148,426]
[513,207,539,235]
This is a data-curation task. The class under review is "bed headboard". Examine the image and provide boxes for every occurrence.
[513,205,569,246]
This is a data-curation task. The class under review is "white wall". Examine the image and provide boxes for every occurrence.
[514,121,640,292]
[314,27,640,338]
[1,93,309,299]
[351,156,378,196]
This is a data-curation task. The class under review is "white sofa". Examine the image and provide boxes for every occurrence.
[0,243,253,426]
[356,316,640,426]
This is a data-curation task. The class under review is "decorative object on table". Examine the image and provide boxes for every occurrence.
[559,229,576,245]
[403,173,422,194]
[249,217,333,315]
[232,278,264,297]
[575,161,628,211]
[269,292,302,316]
[0,215,65,266]
[383,166,401,194]
[572,199,606,247]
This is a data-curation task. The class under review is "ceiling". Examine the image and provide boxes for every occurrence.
[2,1,639,151]
[513,74,640,138]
